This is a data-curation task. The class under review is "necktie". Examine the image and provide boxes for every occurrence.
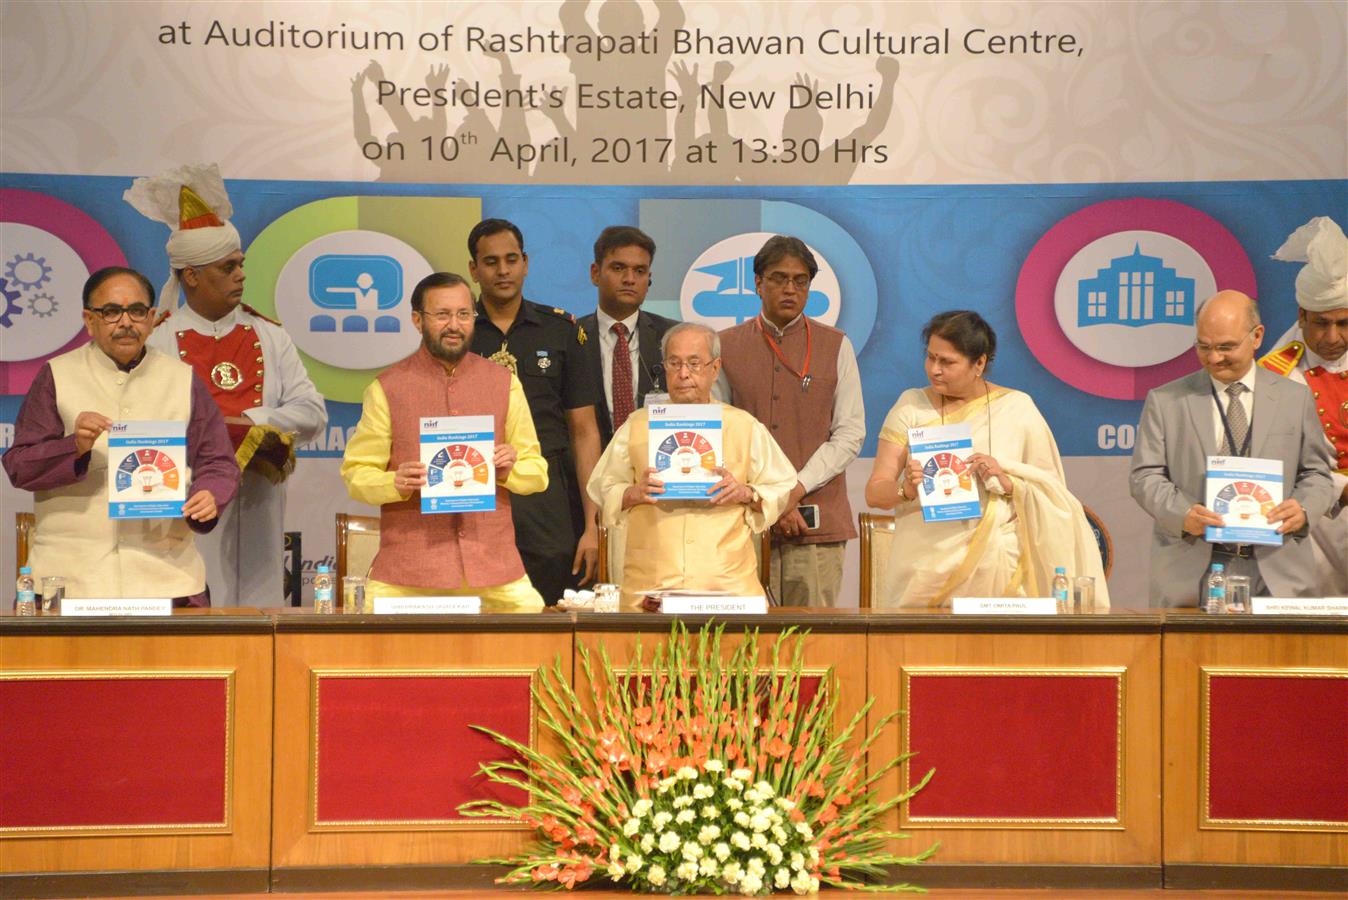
[611,321,635,430]
[1222,382,1248,455]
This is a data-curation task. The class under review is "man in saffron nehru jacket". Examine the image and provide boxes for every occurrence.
[341,273,549,610]
[1263,216,1348,595]
[718,236,864,607]
[588,322,796,609]
[127,164,326,606]
[4,267,239,605]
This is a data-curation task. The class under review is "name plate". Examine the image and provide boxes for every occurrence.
[952,597,1057,615]
[61,598,173,616]
[372,596,480,615]
[659,595,768,615]
[1251,597,1348,616]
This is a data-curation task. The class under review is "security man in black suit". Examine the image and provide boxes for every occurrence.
[577,226,679,449]
[469,218,602,602]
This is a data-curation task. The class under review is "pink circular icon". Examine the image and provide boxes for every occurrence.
[1015,198,1255,400]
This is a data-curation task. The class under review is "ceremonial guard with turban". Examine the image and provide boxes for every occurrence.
[1261,216,1348,595]
[126,164,327,606]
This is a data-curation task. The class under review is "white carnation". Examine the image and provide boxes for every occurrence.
[698,824,721,843]
[726,798,744,811]
[730,831,751,850]
[790,851,804,869]
[640,833,655,853]
[701,804,718,819]
[734,810,751,828]
[632,798,653,817]
[672,795,693,809]
[675,808,696,825]
[776,797,796,811]
[704,759,724,772]
[622,818,640,836]
[675,861,698,881]
[746,856,766,875]
[721,861,741,884]
[731,767,752,780]
[681,840,703,861]
[775,867,791,888]
[795,821,813,839]
[647,864,666,886]
[749,812,771,833]
[713,841,731,861]
[607,862,625,879]
[625,854,644,874]
[658,831,681,853]
[652,811,673,830]
[766,844,783,866]
[699,855,719,877]
[693,783,714,799]
[722,777,743,792]
[750,831,768,849]
[677,766,698,780]
[740,872,763,894]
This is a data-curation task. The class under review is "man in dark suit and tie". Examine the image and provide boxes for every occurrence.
[1130,290,1334,606]
[578,226,678,449]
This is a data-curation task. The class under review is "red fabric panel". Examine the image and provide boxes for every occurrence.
[0,677,228,828]
[315,675,531,823]
[1207,675,1348,823]
[907,674,1119,819]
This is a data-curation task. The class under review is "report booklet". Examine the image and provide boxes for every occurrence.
[420,415,496,513]
[909,423,982,523]
[107,421,188,519]
[1205,455,1284,546]
[648,403,722,500]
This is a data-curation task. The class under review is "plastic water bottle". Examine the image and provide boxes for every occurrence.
[314,565,335,614]
[1205,563,1226,615]
[15,566,36,616]
[1052,566,1070,613]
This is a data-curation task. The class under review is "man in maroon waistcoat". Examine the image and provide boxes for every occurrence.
[718,236,865,607]
[341,273,549,609]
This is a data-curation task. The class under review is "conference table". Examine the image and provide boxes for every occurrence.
[2,606,1344,897]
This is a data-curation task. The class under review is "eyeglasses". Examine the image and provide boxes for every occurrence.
[421,310,475,325]
[1195,327,1255,356]
[764,272,811,290]
[664,358,710,374]
[87,303,152,323]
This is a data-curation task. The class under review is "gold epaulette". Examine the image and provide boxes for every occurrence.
[1258,340,1304,377]
[241,303,283,328]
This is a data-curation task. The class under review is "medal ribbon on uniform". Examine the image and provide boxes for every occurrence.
[756,314,813,391]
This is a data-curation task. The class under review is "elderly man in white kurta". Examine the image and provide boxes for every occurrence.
[1263,216,1348,595]
[128,163,326,606]
[588,322,797,608]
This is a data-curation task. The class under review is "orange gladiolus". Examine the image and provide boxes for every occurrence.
[765,735,790,758]
[532,863,560,882]
[819,804,839,824]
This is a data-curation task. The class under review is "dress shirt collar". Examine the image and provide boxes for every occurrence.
[169,300,242,336]
[1208,362,1258,398]
[1304,342,1348,374]
[597,306,640,338]
[759,312,804,338]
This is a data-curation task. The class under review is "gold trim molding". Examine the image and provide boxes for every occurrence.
[0,669,234,838]
[1200,666,1348,833]
[899,666,1126,830]
[308,668,538,832]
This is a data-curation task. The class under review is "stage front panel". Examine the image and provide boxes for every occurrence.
[904,669,1123,824]
[0,673,230,833]
[312,671,532,827]
[1203,670,1348,828]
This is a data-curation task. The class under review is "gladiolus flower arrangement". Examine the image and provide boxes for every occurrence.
[459,624,936,894]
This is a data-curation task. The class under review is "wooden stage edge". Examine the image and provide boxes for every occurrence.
[5,864,1348,897]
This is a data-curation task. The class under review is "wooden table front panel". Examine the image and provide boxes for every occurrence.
[1162,629,1348,867]
[870,630,1162,865]
[0,631,273,875]
[271,626,572,869]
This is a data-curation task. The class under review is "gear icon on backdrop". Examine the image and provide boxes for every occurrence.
[5,252,53,291]
[0,277,23,328]
[26,291,57,318]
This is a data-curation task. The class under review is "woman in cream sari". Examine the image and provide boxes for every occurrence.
[864,311,1108,608]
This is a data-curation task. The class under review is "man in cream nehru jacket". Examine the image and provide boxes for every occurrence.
[1261,216,1348,595]
[128,164,326,606]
